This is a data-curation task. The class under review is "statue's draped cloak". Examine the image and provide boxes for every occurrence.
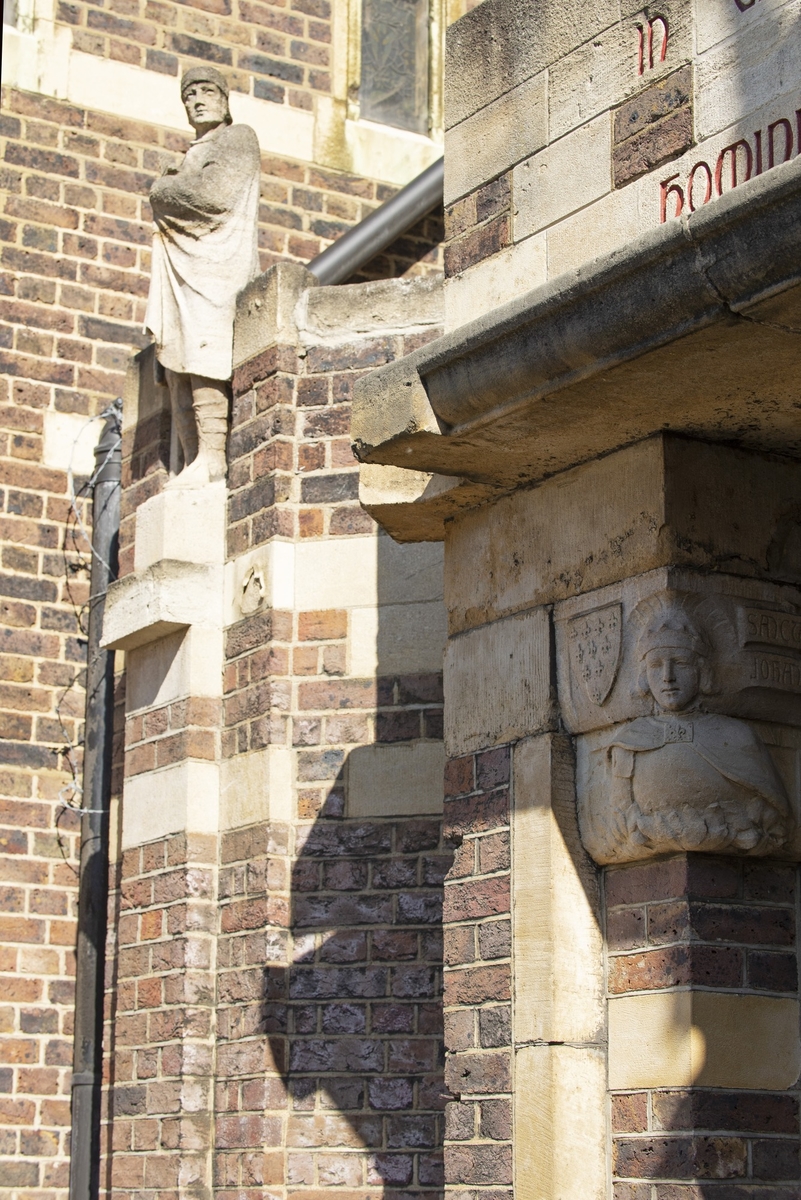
[145,123,261,381]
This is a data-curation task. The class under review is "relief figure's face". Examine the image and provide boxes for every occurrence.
[183,82,228,133]
[644,648,700,711]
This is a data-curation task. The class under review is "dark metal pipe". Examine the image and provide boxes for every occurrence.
[307,156,444,285]
[69,403,122,1200]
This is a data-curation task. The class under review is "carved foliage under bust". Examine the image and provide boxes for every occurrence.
[578,594,794,864]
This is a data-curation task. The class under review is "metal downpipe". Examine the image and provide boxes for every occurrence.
[69,404,122,1200]
[307,156,444,286]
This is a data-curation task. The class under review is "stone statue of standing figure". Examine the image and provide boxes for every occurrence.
[145,66,261,486]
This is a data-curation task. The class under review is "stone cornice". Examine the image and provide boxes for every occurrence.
[353,155,801,490]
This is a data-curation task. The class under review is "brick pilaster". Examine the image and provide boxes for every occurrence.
[607,855,801,1198]
[441,747,513,1200]
[105,832,218,1200]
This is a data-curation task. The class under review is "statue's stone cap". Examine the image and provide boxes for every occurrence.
[181,65,229,98]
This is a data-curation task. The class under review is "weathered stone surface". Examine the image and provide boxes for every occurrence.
[347,742,445,817]
[349,598,447,676]
[444,438,801,635]
[513,114,611,242]
[134,479,226,571]
[102,560,224,650]
[443,232,547,333]
[146,78,260,382]
[233,262,316,367]
[294,535,444,609]
[444,72,547,205]
[514,1043,606,1200]
[444,0,619,129]
[122,760,219,848]
[300,275,442,342]
[219,746,292,828]
[126,627,223,711]
[547,0,692,141]
[694,1,801,140]
[143,76,261,487]
[512,735,603,1044]
[574,590,795,864]
[695,0,790,53]
[559,569,801,732]
[444,607,554,756]
[358,463,500,542]
[352,159,801,488]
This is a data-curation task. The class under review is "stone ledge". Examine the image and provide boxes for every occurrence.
[101,561,224,651]
[358,464,498,542]
[352,155,801,491]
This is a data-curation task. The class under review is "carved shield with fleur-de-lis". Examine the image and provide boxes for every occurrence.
[567,603,622,706]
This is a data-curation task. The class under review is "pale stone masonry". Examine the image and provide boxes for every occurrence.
[354,1,801,1197]
[442,0,801,329]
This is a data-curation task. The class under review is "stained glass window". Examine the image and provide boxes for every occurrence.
[360,0,430,135]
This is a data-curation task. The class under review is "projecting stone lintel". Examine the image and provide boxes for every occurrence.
[358,463,500,542]
[352,155,801,495]
[101,560,224,651]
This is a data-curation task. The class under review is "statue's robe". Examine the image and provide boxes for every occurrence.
[605,712,792,855]
[145,123,260,382]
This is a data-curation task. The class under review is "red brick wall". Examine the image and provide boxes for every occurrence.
[1,78,443,1197]
[223,314,444,813]
[0,362,88,1189]
[102,832,218,1198]
[103,272,449,1195]
[213,813,447,1200]
[607,855,800,1197]
[56,0,334,113]
[441,746,513,1200]
[227,320,441,557]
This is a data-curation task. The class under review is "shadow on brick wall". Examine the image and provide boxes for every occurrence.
[261,807,449,1196]
[214,538,450,1194]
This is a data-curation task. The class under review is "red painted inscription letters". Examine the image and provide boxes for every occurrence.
[660,104,800,221]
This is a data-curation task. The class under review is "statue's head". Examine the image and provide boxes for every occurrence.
[181,66,232,134]
[636,602,714,712]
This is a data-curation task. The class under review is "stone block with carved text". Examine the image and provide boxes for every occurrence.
[444,0,801,330]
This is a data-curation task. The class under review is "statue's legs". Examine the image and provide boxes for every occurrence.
[164,368,198,473]
[189,375,229,482]
[164,369,229,486]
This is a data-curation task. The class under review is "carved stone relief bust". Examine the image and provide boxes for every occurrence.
[570,590,796,864]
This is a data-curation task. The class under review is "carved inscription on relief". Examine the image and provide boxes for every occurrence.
[660,108,800,221]
[739,606,801,694]
[578,594,794,864]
